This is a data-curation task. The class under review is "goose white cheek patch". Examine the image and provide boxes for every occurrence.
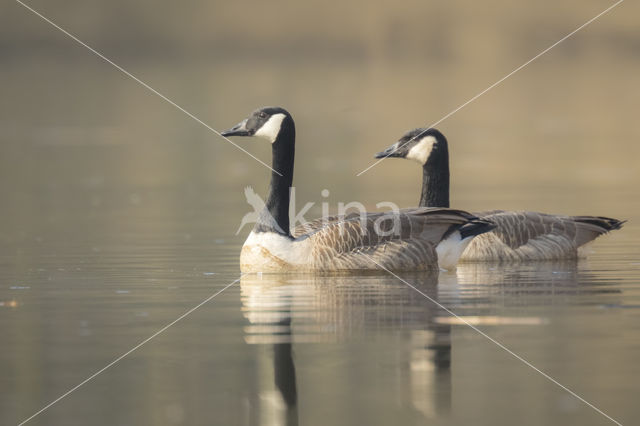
[255,113,286,143]
[406,136,437,164]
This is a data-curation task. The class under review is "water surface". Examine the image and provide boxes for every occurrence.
[1,179,638,425]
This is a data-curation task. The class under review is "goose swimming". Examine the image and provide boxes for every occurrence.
[375,128,624,261]
[221,107,494,272]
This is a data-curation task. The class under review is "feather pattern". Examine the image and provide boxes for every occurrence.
[461,210,624,261]
[239,208,491,272]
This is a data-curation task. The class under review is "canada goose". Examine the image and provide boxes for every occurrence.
[375,128,624,261]
[221,107,494,272]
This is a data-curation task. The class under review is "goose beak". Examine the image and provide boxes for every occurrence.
[221,119,251,137]
[374,142,402,159]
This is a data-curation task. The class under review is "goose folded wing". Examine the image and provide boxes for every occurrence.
[293,208,484,270]
[476,210,623,249]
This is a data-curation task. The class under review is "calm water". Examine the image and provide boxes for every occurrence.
[1,178,639,426]
[3,1,640,424]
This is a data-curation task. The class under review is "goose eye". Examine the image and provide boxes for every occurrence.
[259,112,267,119]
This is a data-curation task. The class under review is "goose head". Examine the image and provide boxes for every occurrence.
[375,127,450,208]
[221,106,294,144]
[374,128,448,166]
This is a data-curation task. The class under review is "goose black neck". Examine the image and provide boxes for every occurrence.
[419,144,450,208]
[255,119,295,236]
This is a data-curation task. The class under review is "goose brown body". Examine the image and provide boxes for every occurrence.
[242,208,490,272]
[462,210,623,261]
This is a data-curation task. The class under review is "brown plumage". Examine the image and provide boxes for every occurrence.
[240,208,493,272]
[462,210,624,261]
[293,208,492,271]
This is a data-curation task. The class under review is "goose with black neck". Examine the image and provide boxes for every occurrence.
[375,128,624,261]
[221,107,494,272]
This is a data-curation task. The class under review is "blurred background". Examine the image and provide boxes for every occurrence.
[1,0,639,425]
[2,0,638,213]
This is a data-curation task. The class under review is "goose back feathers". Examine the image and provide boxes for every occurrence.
[243,207,493,272]
[462,210,623,261]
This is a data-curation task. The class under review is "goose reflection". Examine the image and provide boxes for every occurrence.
[447,259,622,305]
[242,278,299,426]
[240,270,452,424]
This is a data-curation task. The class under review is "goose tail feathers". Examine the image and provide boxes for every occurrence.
[572,216,625,233]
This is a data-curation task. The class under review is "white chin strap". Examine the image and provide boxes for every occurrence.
[406,136,437,165]
[254,113,286,143]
